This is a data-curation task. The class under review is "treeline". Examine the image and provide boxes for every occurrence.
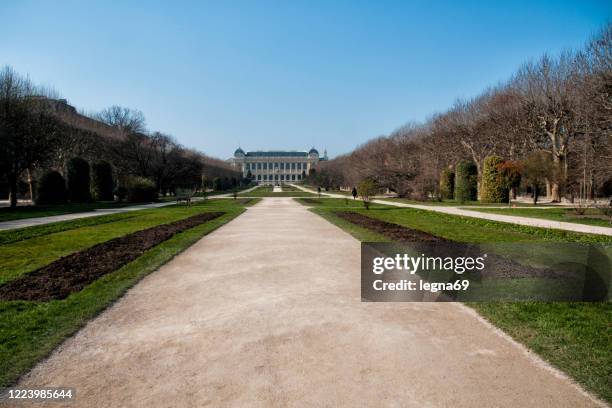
[310,24,611,203]
[0,67,241,208]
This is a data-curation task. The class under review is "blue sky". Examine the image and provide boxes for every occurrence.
[1,1,610,159]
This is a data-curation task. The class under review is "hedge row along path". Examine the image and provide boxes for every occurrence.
[0,211,223,302]
[7,198,601,407]
[292,184,612,236]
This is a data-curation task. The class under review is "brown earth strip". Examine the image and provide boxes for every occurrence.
[334,211,442,242]
[333,211,585,281]
[0,211,224,302]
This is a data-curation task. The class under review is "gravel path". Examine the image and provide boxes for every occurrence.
[7,198,603,407]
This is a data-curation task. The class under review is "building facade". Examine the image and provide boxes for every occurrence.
[231,148,326,184]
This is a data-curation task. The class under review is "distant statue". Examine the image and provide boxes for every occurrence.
[352,187,357,200]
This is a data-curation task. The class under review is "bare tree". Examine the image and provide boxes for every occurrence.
[95,106,146,135]
[0,66,60,207]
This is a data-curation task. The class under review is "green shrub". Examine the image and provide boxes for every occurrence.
[126,177,157,202]
[497,160,522,200]
[213,177,222,191]
[114,186,127,202]
[439,168,455,200]
[454,160,478,202]
[480,155,508,203]
[36,171,66,205]
[66,157,91,202]
[357,179,378,210]
[91,161,114,201]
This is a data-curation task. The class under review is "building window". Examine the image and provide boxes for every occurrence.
[291,174,295,180]
[297,163,301,170]
[263,162,267,170]
[257,174,261,180]
[297,174,301,180]
[280,163,284,170]
[257,163,261,170]
[263,174,267,180]
[291,163,296,170]
[274,162,278,168]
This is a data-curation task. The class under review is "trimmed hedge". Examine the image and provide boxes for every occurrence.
[454,160,478,202]
[126,177,157,202]
[67,157,91,203]
[91,161,114,201]
[36,171,67,205]
[480,155,508,203]
[439,168,455,200]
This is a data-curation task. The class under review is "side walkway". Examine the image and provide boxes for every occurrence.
[0,202,176,231]
[291,185,612,237]
[8,198,602,407]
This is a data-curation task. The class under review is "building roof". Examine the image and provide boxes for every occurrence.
[308,147,319,155]
[245,151,309,157]
[234,147,245,156]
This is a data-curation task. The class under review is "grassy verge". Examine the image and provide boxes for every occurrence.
[466,207,612,228]
[0,201,155,222]
[0,201,252,285]
[0,212,139,245]
[300,198,612,402]
[0,200,247,387]
[239,185,316,197]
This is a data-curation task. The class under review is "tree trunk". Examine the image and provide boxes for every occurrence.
[550,182,560,202]
[27,168,33,202]
[9,173,18,209]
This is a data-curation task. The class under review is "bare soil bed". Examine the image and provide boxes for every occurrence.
[334,211,442,242]
[333,211,584,282]
[0,212,224,302]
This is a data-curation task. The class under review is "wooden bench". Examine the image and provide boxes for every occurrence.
[175,189,195,206]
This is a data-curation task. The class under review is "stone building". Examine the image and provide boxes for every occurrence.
[231,148,326,184]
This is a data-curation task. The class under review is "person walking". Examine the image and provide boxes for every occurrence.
[352,187,357,200]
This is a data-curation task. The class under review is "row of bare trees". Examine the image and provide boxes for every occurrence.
[310,24,612,202]
[0,67,240,207]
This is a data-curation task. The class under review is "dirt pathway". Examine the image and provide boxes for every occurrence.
[8,198,603,407]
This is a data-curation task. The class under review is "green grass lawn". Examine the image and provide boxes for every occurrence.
[467,207,612,228]
[0,201,155,222]
[302,198,612,402]
[0,199,251,387]
[239,185,316,197]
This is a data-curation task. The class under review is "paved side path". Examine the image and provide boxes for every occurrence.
[0,202,176,231]
[291,185,612,236]
[9,198,602,407]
